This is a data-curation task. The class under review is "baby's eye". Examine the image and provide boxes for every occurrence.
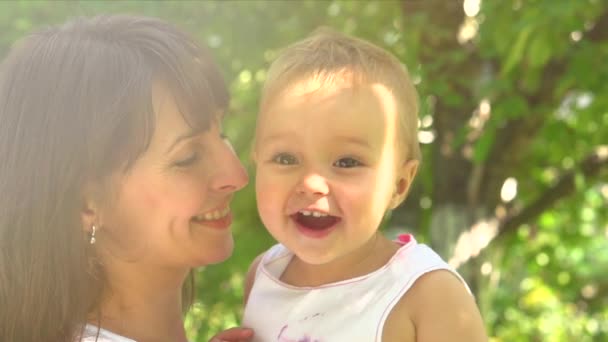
[174,153,199,167]
[272,153,298,165]
[333,157,362,168]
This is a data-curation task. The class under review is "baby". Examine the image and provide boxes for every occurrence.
[243,29,487,341]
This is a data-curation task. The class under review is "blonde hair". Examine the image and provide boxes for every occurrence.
[260,28,421,161]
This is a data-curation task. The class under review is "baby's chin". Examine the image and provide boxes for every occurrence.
[289,244,342,266]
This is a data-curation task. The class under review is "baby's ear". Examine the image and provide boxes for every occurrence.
[389,159,419,209]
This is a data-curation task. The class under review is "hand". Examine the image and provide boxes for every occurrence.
[208,327,254,342]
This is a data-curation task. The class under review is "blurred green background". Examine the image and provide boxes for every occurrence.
[1,1,606,341]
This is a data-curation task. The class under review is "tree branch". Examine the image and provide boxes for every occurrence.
[496,145,608,240]
[452,146,608,268]
[586,9,608,42]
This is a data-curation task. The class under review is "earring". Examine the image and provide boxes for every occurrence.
[90,225,97,245]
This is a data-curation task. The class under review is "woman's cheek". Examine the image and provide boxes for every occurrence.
[160,175,206,217]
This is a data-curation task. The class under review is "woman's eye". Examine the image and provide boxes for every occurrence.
[174,153,199,167]
[272,153,298,165]
[333,157,362,168]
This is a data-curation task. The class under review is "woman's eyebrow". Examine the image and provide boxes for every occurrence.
[166,130,198,154]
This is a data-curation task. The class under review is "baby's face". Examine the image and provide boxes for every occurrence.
[254,78,410,265]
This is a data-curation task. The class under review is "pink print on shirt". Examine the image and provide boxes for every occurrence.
[277,313,324,342]
[277,325,320,342]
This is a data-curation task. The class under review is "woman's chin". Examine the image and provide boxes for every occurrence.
[193,238,234,266]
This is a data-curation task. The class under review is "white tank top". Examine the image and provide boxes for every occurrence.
[79,324,135,342]
[242,235,469,342]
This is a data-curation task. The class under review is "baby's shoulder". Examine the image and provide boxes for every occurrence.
[401,268,472,314]
[384,269,487,341]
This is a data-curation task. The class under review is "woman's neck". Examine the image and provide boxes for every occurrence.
[91,261,190,342]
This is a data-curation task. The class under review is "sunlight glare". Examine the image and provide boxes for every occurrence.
[500,177,518,202]
[421,115,433,128]
[581,284,598,299]
[600,184,608,199]
[463,0,481,17]
[239,70,252,84]
[418,130,435,144]
[449,219,499,268]
[481,262,492,275]
[458,18,479,44]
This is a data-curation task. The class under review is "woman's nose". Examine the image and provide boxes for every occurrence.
[211,139,249,193]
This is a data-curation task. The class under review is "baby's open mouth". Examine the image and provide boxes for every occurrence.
[291,210,340,230]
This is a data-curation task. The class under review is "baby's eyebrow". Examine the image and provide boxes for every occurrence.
[259,132,294,144]
[333,135,371,148]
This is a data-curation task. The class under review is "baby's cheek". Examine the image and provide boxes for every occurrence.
[256,199,281,232]
[340,182,369,204]
[256,177,278,206]
[256,199,273,219]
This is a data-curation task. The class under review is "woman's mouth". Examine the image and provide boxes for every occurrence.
[191,206,232,229]
[291,210,341,238]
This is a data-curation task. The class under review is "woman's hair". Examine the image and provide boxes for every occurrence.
[0,15,228,342]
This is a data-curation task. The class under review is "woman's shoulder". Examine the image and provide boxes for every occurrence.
[78,324,136,342]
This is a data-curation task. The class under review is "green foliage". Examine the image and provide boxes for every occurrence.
[1,1,606,341]
[481,186,608,341]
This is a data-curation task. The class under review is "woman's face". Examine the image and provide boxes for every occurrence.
[98,84,248,270]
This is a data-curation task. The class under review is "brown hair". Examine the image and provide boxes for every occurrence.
[260,28,421,161]
[0,15,228,342]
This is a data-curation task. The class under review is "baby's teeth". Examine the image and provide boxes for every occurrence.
[299,210,328,217]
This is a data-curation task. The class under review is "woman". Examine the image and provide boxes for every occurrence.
[0,15,253,342]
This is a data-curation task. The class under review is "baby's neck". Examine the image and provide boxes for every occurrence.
[281,234,400,287]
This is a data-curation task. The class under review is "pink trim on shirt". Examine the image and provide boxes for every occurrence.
[259,233,417,290]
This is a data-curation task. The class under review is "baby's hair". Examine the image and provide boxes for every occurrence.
[261,27,420,161]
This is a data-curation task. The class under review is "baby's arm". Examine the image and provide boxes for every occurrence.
[243,253,265,305]
[383,269,487,341]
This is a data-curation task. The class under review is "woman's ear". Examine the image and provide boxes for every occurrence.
[80,182,103,234]
[389,159,419,209]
